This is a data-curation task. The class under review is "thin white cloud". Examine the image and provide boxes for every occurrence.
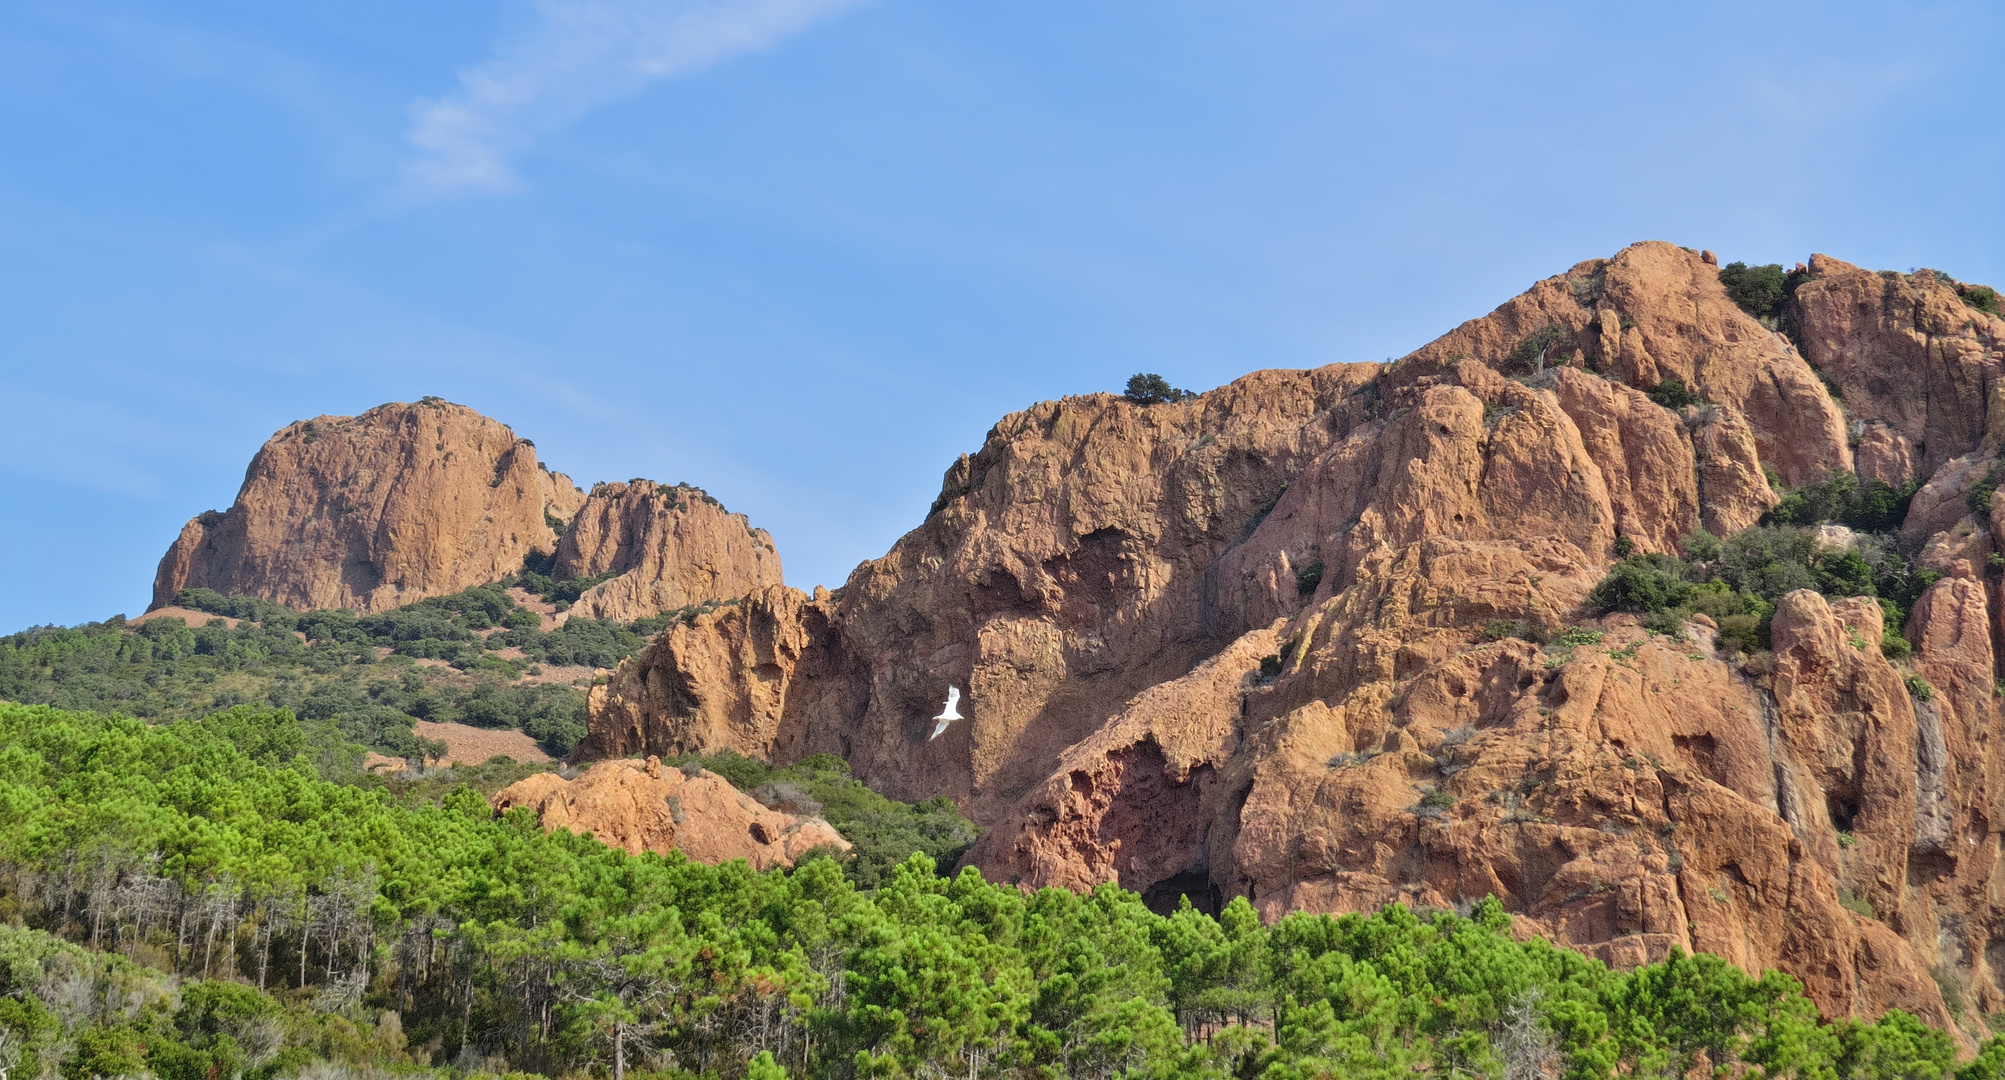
[406,0,865,193]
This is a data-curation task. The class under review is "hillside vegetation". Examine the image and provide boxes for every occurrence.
[0,702,1996,1080]
[1590,474,1930,657]
[0,581,718,761]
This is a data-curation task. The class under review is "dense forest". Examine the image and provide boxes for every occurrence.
[0,701,1998,1080]
[0,578,718,760]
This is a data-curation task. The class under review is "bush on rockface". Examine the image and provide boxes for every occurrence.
[1764,472,1918,533]
[1503,322,1573,373]
[1719,261,1789,319]
[1647,377,1703,411]
[1123,372,1198,405]
[1590,524,1928,659]
[1967,465,2003,517]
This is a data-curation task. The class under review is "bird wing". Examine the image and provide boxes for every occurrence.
[930,718,950,741]
[935,685,962,720]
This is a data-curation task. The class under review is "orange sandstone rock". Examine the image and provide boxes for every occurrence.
[555,479,782,621]
[1792,258,2005,478]
[491,757,847,869]
[152,400,585,612]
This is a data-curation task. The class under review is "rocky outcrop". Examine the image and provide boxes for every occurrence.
[580,241,2005,1033]
[553,480,782,622]
[491,757,847,869]
[581,362,1388,816]
[1856,422,1917,486]
[1792,258,2005,479]
[976,585,1959,1031]
[581,584,857,762]
[150,402,788,620]
[152,400,586,612]
[1405,240,1847,497]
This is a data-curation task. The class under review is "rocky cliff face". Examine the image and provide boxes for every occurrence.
[579,241,2005,1033]
[151,401,781,618]
[492,756,847,869]
[1793,257,2005,482]
[577,363,1385,815]
[554,480,782,621]
[154,401,586,613]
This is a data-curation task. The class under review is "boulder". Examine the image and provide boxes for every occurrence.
[491,757,847,869]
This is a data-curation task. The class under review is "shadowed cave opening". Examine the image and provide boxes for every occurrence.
[1141,871,1222,917]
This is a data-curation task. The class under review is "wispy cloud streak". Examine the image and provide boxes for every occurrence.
[406,0,863,193]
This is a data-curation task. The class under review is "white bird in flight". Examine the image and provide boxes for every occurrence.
[930,686,964,741]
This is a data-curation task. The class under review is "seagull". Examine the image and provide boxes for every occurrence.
[930,686,964,741]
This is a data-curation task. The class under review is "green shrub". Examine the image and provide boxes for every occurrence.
[1553,626,1605,648]
[1680,528,1722,561]
[1589,554,1696,613]
[1122,373,1197,405]
[1963,284,2002,316]
[1813,547,1876,598]
[1296,560,1324,595]
[1969,465,2002,517]
[1591,523,1930,658]
[1764,473,1917,532]
[1482,620,1552,644]
[1881,633,1913,661]
[1648,377,1702,410]
[1906,674,1936,702]
[1719,261,1790,318]
[1716,614,1766,654]
[1712,528,1819,597]
[1504,322,1573,373]
[1688,580,1763,621]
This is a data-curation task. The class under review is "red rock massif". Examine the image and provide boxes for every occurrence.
[578,241,2005,1036]
[151,401,777,620]
[154,400,585,612]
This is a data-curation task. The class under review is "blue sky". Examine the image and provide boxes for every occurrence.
[3,1,2001,630]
